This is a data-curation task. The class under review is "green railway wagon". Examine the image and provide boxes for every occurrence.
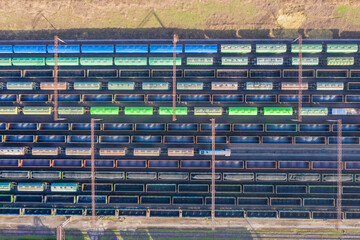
[0,58,12,66]
[0,107,19,115]
[58,107,85,115]
[327,57,354,66]
[221,57,248,65]
[177,82,203,90]
[142,82,169,90]
[73,82,101,90]
[7,82,34,90]
[263,107,293,116]
[158,107,188,115]
[0,183,12,191]
[51,183,78,192]
[221,44,251,53]
[80,57,113,66]
[17,182,45,192]
[108,82,135,90]
[149,57,181,66]
[90,107,119,115]
[291,44,323,53]
[124,107,153,115]
[46,57,79,66]
[228,107,258,116]
[326,44,358,53]
[187,57,213,65]
[23,106,52,115]
[292,57,319,66]
[12,57,45,66]
[300,107,328,116]
[114,57,147,66]
[256,44,287,53]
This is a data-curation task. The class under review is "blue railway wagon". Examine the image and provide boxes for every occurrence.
[77,195,107,204]
[148,160,179,169]
[81,45,114,53]
[15,195,43,203]
[345,212,360,219]
[346,162,360,170]
[173,196,203,205]
[247,211,277,218]
[233,124,263,132]
[13,45,46,53]
[0,45,13,53]
[52,159,83,168]
[185,44,217,53]
[0,207,21,215]
[119,208,146,216]
[109,196,139,204]
[205,197,236,205]
[182,210,211,218]
[278,161,310,170]
[243,185,274,194]
[21,159,51,167]
[150,44,182,53]
[270,198,301,206]
[303,198,335,207]
[146,184,176,193]
[45,195,76,204]
[215,160,244,169]
[246,161,277,169]
[140,196,171,205]
[150,210,179,218]
[230,136,260,144]
[214,184,241,193]
[47,45,80,53]
[9,123,38,131]
[313,212,338,219]
[117,160,147,169]
[309,185,337,194]
[279,211,310,219]
[114,183,144,193]
[82,183,113,192]
[238,198,268,206]
[23,208,52,216]
[312,162,339,170]
[180,160,211,169]
[84,160,115,168]
[55,208,84,216]
[276,185,307,194]
[167,123,198,131]
[116,44,148,53]
[0,160,20,167]
[178,184,209,193]
[86,209,116,216]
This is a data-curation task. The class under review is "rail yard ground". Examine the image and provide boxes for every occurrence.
[1,0,360,40]
[2,1,360,239]
[1,216,360,239]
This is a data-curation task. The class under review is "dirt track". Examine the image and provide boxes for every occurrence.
[1,0,360,39]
